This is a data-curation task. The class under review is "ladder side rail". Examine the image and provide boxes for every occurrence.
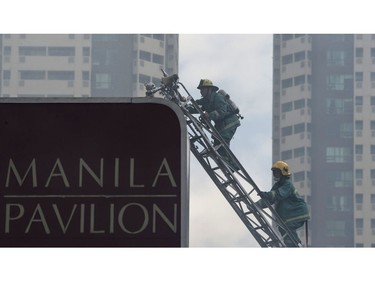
[189,138,282,247]
[150,76,301,247]
[178,84,301,247]
[179,82,264,185]
[185,110,286,247]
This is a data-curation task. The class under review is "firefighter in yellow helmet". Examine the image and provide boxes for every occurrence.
[191,79,241,167]
[256,161,310,247]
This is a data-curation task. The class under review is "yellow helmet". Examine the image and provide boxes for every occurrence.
[197,79,219,91]
[271,161,291,176]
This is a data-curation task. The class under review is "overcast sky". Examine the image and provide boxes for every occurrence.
[3,2,373,279]
[179,34,273,247]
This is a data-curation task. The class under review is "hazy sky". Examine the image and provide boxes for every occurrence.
[179,34,273,247]
[2,2,372,279]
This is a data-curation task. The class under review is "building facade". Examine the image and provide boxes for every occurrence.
[0,34,178,98]
[273,34,375,247]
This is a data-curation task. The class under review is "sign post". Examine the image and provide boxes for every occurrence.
[0,98,189,247]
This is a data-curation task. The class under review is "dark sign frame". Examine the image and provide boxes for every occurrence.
[0,97,189,247]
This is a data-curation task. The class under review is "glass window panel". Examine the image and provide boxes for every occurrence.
[152,54,164,64]
[3,70,10,80]
[139,50,151,61]
[48,71,74,80]
[355,96,363,106]
[294,99,305,110]
[281,150,292,160]
[19,46,46,56]
[282,102,293,113]
[83,47,90,56]
[355,145,363,154]
[355,194,363,204]
[294,147,305,157]
[281,126,293,137]
[20,70,46,80]
[282,54,293,65]
[48,47,75,56]
[294,51,305,62]
[95,73,111,89]
[294,123,305,134]
[4,46,11,56]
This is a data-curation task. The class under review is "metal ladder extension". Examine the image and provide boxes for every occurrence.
[146,73,302,247]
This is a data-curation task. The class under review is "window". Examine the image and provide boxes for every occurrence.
[152,54,164,64]
[371,97,375,106]
[93,35,121,42]
[327,50,346,66]
[19,46,46,56]
[4,46,11,56]
[371,145,375,154]
[152,77,161,86]
[153,34,164,41]
[327,98,353,114]
[326,220,346,237]
[356,219,363,230]
[82,71,89,81]
[356,169,363,179]
[281,126,293,137]
[294,75,305,86]
[327,74,353,91]
[294,51,305,62]
[355,120,363,130]
[371,169,375,179]
[355,145,363,154]
[356,48,364,58]
[139,50,151,61]
[95,73,111,89]
[83,47,90,56]
[294,171,305,182]
[326,147,351,163]
[340,123,353,138]
[371,72,375,82]
[19,70,45,80]
[282,54,293,65]
[355,194,363,204]
[282,78,293,89]
[281,101,293,113]
[294,147,305,157]
[328,195,351,211]
[48,47,75,56]
[47,71,74,80]
[281,34,293,41]
[371,219,375,231]
[139,74,150,84]
[294,99,305,110]
[294,123,305,134]
[3,70,10,80]
[355,72,363,82]
[281,149,292,160]
[328,171,352,187]
[371,48,375,58]
[371,194,375,207]
[355,96,363,106]
[371,121,375,130]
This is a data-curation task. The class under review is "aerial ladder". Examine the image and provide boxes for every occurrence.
[146,72,302,247]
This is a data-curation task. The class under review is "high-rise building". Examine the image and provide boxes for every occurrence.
[273,34,375,247]
[0,34,178,98]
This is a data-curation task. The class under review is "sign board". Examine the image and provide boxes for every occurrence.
[0,98,189,247]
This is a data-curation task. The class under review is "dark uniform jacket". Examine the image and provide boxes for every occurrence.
[257,177,310,224]
[195,91,240,140]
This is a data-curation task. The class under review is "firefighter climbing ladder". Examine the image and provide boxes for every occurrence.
[146,73,302,247]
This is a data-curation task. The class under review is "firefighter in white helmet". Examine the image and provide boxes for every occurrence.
[256,161,310,247]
